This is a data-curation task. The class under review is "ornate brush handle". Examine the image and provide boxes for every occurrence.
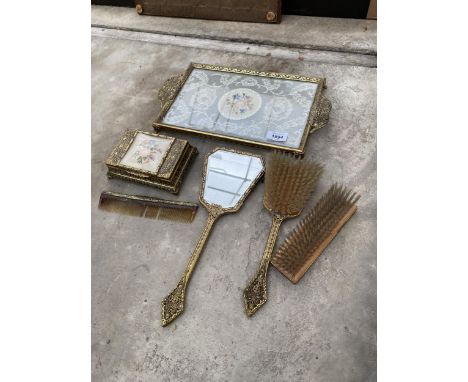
[161,209,220,326]
[243,214,285,316]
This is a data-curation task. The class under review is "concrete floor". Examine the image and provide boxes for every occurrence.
[92,5,377,55]
[92,7,376,382]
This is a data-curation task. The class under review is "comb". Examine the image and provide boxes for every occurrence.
[271,184,360,283]
[243,151,323,316]
[98,191,198,223]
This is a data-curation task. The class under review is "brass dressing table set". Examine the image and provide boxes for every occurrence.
[99,63,360,326]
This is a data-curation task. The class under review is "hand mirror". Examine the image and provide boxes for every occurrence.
[161,148,265,326]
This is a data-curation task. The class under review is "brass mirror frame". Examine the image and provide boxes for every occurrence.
[161,148,265,326]
[154,63,332,155]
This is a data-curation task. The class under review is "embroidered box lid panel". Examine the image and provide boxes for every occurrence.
[120,132,174,174]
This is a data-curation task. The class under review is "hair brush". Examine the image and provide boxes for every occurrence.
[98,191,198,223]
[271,184,360,283]
[243,151,323,316]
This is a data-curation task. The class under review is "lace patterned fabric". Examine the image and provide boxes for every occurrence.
[162,69,318,149]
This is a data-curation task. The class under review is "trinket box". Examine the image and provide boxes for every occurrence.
[105,130,197,194]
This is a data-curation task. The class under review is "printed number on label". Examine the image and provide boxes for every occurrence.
[266,131,288,142]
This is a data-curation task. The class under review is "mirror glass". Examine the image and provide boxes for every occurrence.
[203,150,264,208]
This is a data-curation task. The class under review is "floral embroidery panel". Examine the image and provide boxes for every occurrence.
[162,69,319,149]
[217,88,262,120]
[120,132,173,173]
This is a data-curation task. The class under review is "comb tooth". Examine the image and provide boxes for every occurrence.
[271,184,359,284]
[158,207,175,222]
[157,206,196,223]
[98,191,198,223]
[99,197,146,217]
[143,206,161,219]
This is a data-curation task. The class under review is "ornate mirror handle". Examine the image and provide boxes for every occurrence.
[161,206,223,326]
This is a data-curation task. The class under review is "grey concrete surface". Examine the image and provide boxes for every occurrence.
[92,9,376,382]
[91,26,376,68]
[92,5,377,55]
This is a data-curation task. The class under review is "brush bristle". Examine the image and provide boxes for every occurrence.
[98,192,198,223]
[264,151,323,217]
[271,183,360,283]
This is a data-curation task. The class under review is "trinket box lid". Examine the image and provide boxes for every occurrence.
[105,130,197,194]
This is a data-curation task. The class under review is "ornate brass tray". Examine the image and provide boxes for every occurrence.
[154,63,332,155]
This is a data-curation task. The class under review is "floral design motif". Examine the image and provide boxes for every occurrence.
[240,77,259,87]
[261,78,281,92]
[263,97,293,121]
[191,87,217,110]
[120,133,173,173]
[183,70,209,92]
[131,139,165,164]
[217,88,262,121]
[218,74,238,87]
[164,99,191,124]
[289,83,317,107]
[227,92,253,114]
